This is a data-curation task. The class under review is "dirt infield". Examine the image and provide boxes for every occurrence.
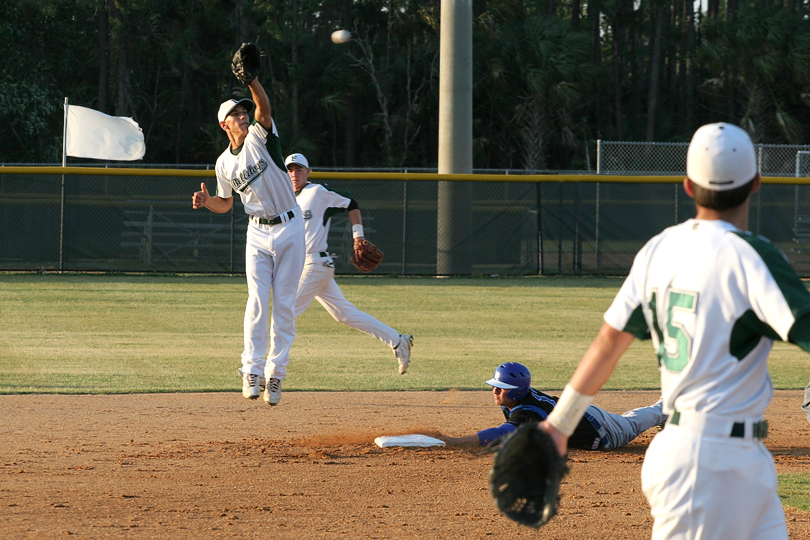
[2,390,808,539]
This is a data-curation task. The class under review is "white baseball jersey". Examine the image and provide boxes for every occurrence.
[213,119,306,385]
[605,218,810,419]
[295,182,351,253]
[214,120,297,219]
[293,181,402,351]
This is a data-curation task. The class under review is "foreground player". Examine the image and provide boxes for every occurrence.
[286,153,413,373]
[192,51,304,406]
[442,362,664,449]
[541,122,810,539]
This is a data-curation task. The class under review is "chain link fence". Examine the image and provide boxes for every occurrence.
[0,169,539,276]
[5,141,810,277]
[548,141,810,277]
[598,141,810,177]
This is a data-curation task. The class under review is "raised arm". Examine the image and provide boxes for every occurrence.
[248,78,273,130]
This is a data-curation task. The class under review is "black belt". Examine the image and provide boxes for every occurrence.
[252,210,294,226]
[319,251,328,257]
[669,411,768,439]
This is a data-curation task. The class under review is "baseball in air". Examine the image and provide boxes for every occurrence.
[331,29,351,44]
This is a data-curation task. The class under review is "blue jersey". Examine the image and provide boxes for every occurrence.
[477,388,602,449]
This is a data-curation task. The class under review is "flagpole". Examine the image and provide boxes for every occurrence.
[60,97,68,273]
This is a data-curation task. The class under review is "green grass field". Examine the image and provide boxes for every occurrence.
[0,273,808,394]
[1,272,808,511]
[779,474,810,511]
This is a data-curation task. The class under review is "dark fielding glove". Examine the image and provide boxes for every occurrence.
[351,238,384,272]
[231,42,262,85]
[489,422,569,528]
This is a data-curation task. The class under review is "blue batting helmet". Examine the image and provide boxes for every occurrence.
[485,362,531,400]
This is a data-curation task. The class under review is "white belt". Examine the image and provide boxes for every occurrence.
[667,409,768,439]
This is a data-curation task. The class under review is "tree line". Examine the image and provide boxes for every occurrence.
[4,0,810,170]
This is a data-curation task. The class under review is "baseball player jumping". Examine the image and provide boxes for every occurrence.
[193,46,305,406]
[286,153,413,373]
[442,362,665,449]
[540,122,810,539]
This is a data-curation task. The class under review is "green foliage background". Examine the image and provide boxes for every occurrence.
[4,0,810,168]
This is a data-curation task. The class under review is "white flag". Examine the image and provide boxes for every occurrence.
[65,105,145,161]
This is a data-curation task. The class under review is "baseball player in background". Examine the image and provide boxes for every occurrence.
[540,122,810,539]
[286,153,413,373]
[441,362,665,449]
[804,379,810,425]
[192,75,305,407]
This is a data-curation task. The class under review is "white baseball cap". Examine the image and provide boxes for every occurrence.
[686,122,757,191]
[285,153,310,169]
[217,98,254,123]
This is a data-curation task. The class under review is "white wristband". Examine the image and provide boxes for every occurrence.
[546,384,595,437]
[352,224,364,238]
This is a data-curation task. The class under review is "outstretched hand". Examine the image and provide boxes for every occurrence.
[231,43,261,86]
[441,434,479,446]
[192,182,209,209]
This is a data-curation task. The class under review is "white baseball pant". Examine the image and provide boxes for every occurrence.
[241,209,305,381]
[295,254,400,348]
[641,412,787,540]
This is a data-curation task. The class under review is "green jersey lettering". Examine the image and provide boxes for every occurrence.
[649,289,698,372]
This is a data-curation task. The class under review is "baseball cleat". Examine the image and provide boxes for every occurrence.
[238,368,265,389]
[242,372,261,399]
[264,378,282,406]
[394,334,413,374]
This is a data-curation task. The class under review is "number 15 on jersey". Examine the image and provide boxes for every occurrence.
[649,288,698,372]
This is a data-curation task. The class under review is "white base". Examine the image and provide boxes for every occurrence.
[374,434,446,448]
